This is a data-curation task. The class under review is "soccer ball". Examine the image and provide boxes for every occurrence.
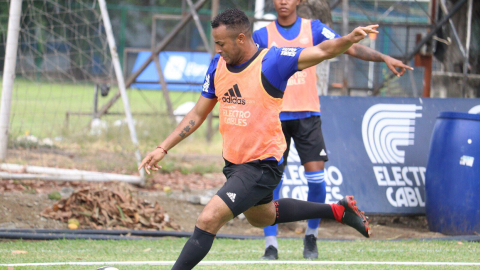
[96,267,119,270]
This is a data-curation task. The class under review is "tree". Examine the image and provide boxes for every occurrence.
[297,0,333,27]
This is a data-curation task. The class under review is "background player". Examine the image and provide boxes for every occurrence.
[253,0,413,260]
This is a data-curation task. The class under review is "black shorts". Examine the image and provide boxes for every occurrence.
[216,159,283,217]
[282,115,328,166]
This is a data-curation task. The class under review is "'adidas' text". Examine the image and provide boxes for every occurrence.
[222,84,246,105]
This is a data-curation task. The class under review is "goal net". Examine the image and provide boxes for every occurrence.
[0,0,143,183]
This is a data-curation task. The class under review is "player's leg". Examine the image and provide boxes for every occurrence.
[242,156,370,255]
[302,160,326,258]
[171,195,232,270]
[304,161,326,233]
[260,181,282,259]
[242,160,370,245]
[241,158,284,228]
[244,196,370,237]
[244,200,277,227]
[172,159,278,270]
[261,120,292,260]
[292,115,328,259]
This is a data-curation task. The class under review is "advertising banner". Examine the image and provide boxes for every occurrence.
[281,96,480,214]
[131,51,210,91]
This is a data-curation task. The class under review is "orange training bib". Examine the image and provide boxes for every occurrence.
[266,18,320,112]
[214,50,286,164]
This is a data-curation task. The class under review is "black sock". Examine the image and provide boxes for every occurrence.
[171,226,216,270]
[273,198,335,224]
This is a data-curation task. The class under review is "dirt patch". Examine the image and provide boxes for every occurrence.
[146,171,226,192]
[1,192,66,229]
[0,182,444,240]
[0,148,444,240]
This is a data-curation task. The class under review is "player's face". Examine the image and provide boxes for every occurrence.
[213,25,242,65]
[273,0,300,18]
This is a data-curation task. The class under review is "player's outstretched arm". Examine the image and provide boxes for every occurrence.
[297,25,379,71]
[345,44,414,77]
[138,96,217,174]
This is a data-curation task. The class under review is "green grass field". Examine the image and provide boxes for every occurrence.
[5,79,224,174]
[9,79,218,140]
[1,238,479,269]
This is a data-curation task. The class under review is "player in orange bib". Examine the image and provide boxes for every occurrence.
[253,0,413,260]
[139,8,377,270]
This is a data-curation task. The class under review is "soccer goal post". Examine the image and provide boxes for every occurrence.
[0,0,144,184]
[0,0,22,161]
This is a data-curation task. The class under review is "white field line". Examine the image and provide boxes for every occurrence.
[2,261,480,267]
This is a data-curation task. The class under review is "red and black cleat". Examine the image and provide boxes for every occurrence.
[337,196,371,238]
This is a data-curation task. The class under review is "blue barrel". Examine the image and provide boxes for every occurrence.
[425,112,480,235]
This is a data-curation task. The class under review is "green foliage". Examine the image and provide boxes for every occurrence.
[47,191,62,200]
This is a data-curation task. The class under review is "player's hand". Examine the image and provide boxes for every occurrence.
[348,25,379,44]
[138,148,166,175]
[383,56,414,77]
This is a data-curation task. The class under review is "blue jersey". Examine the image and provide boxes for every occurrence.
[201,47,304,99]
[253,17,341,121]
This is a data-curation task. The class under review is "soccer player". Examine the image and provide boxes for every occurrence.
[139,8,376,270]
[253,0,413,260]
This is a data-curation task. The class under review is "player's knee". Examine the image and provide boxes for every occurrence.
[243,202,276,227]
[196,204,231,232]
[196,212,219,230]
[246,216,272,228]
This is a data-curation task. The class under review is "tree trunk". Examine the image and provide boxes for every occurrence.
[297,0,333,27]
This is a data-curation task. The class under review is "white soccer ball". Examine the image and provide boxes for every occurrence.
[96,267,119,270]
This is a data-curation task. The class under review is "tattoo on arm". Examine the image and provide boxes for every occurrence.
[178,120,196,138]
[352,44,384,62]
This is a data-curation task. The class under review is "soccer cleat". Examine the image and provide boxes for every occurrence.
[303,234,318,259]
[337,196,371,238]
[260,245,278,260]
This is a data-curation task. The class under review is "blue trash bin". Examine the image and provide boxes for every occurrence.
[425,111,480,235]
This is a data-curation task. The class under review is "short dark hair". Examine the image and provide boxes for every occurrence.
[211,8,251,35]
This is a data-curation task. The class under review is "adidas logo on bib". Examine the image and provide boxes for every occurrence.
[319,149,327,156]
[226,192,236,202]
[222,84,246,105]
